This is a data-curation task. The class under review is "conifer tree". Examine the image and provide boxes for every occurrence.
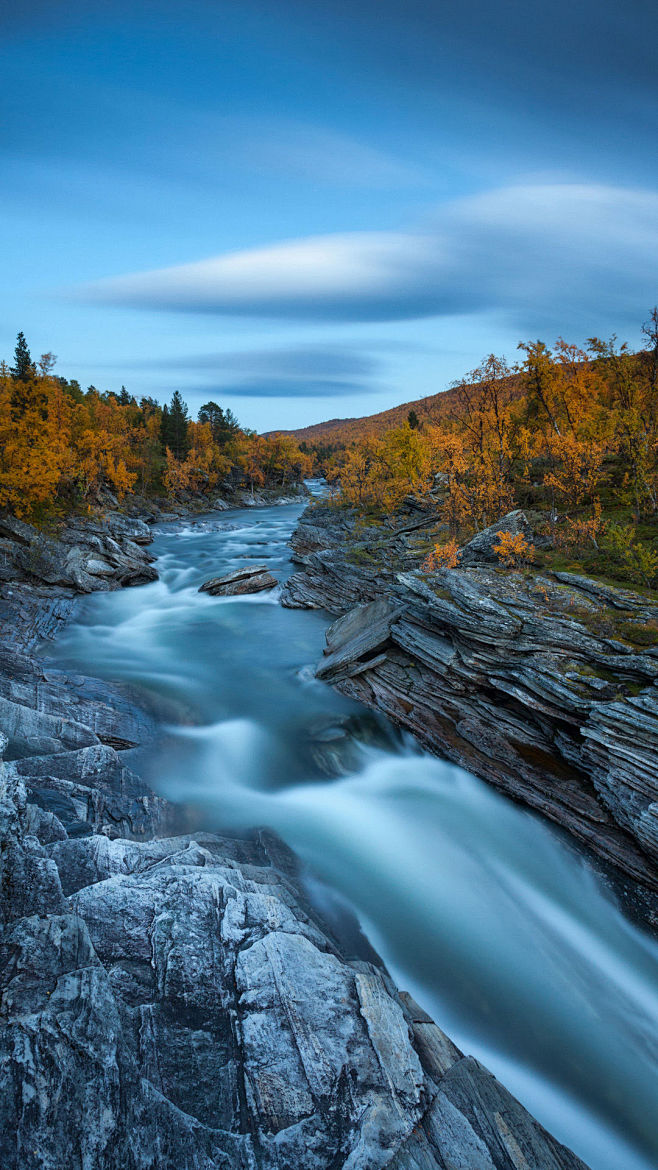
[198,401,240,445]
[198,401,226,443]
[161,391,190,460]
[11,332,34,382]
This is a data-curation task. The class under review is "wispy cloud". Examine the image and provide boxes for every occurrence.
[193,377,373,399]
[153,345,380,398]
[225,118,426,188]
[152,344,377,378]
[77,183,658,332]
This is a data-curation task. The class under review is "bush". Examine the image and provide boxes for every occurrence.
[493,531,535,568]
[422,538,460,572]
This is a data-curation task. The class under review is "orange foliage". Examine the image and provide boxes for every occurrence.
[421,538,460,572]
[0,348,311,520]
[492,531,535,568]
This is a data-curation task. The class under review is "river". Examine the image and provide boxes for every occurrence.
[49,492,658,1170]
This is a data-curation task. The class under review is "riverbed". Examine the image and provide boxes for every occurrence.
[50,495,658,1170]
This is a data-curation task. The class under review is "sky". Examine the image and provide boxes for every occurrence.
[1,0,657,431]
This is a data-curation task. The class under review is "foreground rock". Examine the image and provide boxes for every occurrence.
[199,564,277,596]
[284,506,658,927]
[1,757,588,1170]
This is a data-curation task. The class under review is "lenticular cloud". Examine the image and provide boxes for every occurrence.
[79,184,658,329]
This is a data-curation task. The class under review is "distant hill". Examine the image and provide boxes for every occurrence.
[268,376,524,447]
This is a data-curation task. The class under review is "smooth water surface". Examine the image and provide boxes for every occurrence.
[51,494,658,1170]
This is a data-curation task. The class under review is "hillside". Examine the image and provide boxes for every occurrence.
[270,375,525,447]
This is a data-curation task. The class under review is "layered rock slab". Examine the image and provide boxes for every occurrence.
[284,506,658,923]
[199,564,277,596]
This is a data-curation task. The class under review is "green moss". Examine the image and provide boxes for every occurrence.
[616,621,658,647]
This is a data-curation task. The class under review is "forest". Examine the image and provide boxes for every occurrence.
[304,309,658,590]
[0,333,311,519]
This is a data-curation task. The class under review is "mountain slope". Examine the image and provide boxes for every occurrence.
[271,376,524,446]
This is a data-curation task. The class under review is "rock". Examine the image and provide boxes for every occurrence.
[458,509,534,565]
[285,503,658,925]
[0,768,589,1170]
[317,598,404,683]
[0,511,158,593]
[0,514,36,545]
[199,564,277,596]
[0,646,153,748]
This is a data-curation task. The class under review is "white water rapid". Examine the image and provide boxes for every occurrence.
[50,495,658,1170]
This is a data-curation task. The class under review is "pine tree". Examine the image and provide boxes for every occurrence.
[198,401,240,445]
[407,409,419,429]
[162,392,190,460]
[11,332,34,382]
[198,401,226,443]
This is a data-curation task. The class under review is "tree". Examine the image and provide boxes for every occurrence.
[0,371,73,516]
[198,401,240,445]
[162,391,190,460]
[198,401,227,443]
[38,352,57,376]
[11,332,34,382]
[518,340,562,436]
[407,409,419,429]
[642,306,658,395]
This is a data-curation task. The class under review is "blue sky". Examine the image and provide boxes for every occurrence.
[1,0,657,430]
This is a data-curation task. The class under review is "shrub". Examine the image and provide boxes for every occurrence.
[422,538,460,572]
[604,524,658,587]
[493,530,535,568]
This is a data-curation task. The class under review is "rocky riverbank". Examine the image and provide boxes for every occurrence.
[282,504,658,929]
[0,505,590,1168]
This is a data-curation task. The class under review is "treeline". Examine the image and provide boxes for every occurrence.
[323,309,658,587]
[0,334,311,519]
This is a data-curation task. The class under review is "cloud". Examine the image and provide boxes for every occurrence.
[194,377,373,399]
[158,345,380,398]
[80,232,447,321]
[78,184,658,331]
[155,344,377,378]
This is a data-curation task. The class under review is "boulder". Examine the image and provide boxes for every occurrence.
[0,512,158,593]
[199,564,277,596]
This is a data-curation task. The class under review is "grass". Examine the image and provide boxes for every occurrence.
[616,621,658,647]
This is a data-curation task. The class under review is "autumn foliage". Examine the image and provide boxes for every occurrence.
[0,336,311,520]
[421,539,460,572]
[492,531,535,568]
[299,308,658,587]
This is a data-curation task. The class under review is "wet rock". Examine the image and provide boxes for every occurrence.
[199,564,277,596]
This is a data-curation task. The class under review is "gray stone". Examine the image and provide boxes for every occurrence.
[286,502,658,923]
[199,564,277,596]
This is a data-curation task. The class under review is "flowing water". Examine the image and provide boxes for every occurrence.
[51,492,658,1170]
